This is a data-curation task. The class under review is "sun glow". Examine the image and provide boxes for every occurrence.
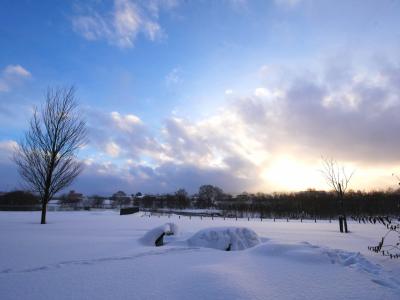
[261,156,326,192]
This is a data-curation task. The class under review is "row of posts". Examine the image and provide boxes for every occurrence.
[143,213,332,223]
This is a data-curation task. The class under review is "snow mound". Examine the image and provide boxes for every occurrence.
[249,241,400,289]
[250,241,332,264]
[250,241,381,270]
[140,223,178,246]
[187,227,261,251]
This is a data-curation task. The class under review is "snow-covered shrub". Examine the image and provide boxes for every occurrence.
[187,227,260,251]
[140,223,178,246]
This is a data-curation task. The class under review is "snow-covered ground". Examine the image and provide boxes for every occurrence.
[0,211,399,300]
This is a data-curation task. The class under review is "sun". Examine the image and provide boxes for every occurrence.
[261,155,326,192]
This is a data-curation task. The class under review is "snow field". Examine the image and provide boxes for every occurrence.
[0,211,399,300]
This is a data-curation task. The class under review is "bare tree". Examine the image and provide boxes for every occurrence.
[321,157,354,233]
[13,87,86,224]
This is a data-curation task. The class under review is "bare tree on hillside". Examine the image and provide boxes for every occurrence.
[13,87,86,224]
[321,157,354,233]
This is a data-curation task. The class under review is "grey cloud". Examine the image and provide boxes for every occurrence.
[162,118,210,162]
[86,109,161,160]
[0,141,21,192]
[69,162,134,195]
[68,160,256,195]
[241,60,400,165]
[134,162,257,194]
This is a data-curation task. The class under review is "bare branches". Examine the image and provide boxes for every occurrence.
[13,86,87,223]
[321,157,354,197]
[320,157,355,233]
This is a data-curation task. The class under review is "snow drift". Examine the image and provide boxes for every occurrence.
[187,227,261,251]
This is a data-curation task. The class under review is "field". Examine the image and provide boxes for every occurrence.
[1,211,399,300]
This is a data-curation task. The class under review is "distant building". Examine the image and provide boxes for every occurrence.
[47,199,61,211]
[102,199,114,209]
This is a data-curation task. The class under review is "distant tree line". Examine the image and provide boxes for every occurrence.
[0,191,40,210]
[1,185,399,218]
[133,185,400,218]
[215,189,400,219]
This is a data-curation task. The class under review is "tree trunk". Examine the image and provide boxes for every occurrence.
[41,201,47,224]
[343,215,348,233]
[338,191,349,233]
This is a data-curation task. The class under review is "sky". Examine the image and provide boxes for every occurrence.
[1,0,400,195]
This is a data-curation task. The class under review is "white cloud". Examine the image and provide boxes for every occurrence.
[4,65,31,77]
[105,142,121,157]
[254,87,270,98]
[0,65,31,92]
[0,140,17,157]
[111,111,142,131]
[72,0,176,48]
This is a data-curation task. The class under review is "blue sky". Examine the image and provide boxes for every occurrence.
[1,0,400,195]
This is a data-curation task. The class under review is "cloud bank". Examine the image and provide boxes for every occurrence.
[56,57,399,195]
[1,58,399,195]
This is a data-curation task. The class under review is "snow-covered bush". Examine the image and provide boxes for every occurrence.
[140,223,178,246]
[187,227,260,251]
